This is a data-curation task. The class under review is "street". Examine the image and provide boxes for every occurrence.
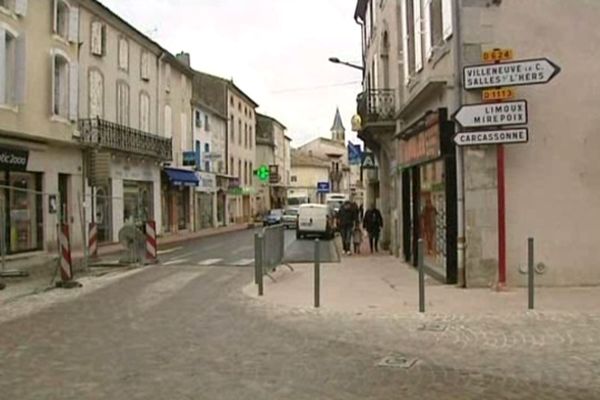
[0,228,599,399]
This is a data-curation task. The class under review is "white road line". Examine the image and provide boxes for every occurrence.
[163,259,189,266]
[157,246,183,255]
[230,258,254,266]
[232,245,253,255]
[197,258,224,266]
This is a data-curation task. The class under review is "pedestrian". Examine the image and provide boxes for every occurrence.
[337,200,358,255]
[358,203,364,221]
[352,223,363,254]
[363,203,383,253]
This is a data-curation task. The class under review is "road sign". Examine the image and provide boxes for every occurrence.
[464,58,561,90]
[361,152,376,169]
[453,100,528,128]
[316,182,330,193]
[482,48,514,63]
[204,152,222,161]
[482,88,515,101]
[454,128,529,147]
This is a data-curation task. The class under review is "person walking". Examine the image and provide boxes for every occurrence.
[352,223,363,254]
[337,200,358,255]
[363,204,383,253]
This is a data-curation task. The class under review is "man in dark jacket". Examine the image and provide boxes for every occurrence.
[363,204,383,253]
[337,200,358,255]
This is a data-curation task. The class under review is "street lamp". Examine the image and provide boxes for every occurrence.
[328,57,364,72]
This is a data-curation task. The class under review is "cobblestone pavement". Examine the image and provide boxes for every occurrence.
[0,264,599,399]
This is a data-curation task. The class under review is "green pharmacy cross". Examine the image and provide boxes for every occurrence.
[256,165,270,182]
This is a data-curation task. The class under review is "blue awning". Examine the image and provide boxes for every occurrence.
[164,167,199,187]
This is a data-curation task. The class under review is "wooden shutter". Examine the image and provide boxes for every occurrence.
[91,22,102,55]
[424,0,433,60]
[442,0,453,40]
[50,54,56,115]
[400,0,409,85]
[68,6,79,43]
[413,0,423,72]
[69,61,78,120]
[15,0,28,16]
[52,0,58,33]
[15,34,26,104]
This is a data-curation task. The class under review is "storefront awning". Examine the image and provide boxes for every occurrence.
[164,167,199,187]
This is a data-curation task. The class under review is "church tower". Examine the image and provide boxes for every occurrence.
[330,107,345,143]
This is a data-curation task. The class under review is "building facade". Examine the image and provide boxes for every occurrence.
[353,0,600,287]
[289,150,331,204]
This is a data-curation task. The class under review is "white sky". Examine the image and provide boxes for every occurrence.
[100,0,363,148]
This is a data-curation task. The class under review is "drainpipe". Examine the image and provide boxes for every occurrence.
[453,0,466,287]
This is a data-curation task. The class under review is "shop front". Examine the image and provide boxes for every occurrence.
[215,174,233,226]
[398,109,457,284]
[195,171,217,230]
[162,167,199,233]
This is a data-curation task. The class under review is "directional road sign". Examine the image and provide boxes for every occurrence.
[464,58,561,90]
[453,100,528,129]
[454,128,529,147]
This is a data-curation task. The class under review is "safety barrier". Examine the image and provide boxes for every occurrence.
[254,223,292,295]
[145,220,158,263]
[59,223,73,282]
[88,222,98,258]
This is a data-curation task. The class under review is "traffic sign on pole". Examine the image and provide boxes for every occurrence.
[453,128,529,147]
[464,58,561,90]
[453,100,528,129]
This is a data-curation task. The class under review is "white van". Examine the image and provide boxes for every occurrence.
[296,203,333,240]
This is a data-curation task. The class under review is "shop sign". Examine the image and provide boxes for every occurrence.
[183,151,197,166]
[0,147,28,171]
[464,58,561,90]
[196,172,217,192]
[453,100,528,129]
[399,119,441,166]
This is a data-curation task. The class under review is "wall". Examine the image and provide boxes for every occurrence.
[289,165,330,204]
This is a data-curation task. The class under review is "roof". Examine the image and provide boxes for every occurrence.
[256,113,287,130]
[331,107,345,132]
[193,70,259,108]
[291,151,330,168]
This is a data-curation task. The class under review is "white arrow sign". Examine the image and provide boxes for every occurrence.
[454,128,529,147]
[464,58,561,90]
[453,100,528,128]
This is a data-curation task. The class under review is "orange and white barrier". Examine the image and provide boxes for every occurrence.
[59,224,73,281]
[145,220,157,262]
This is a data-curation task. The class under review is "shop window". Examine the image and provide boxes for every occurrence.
[116,81,129,126]
[123,180,153,224]
[88,68,104,118]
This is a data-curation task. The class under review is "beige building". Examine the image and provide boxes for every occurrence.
[353,0,600,287]
[289,150,331,204]
[0,0,84,260]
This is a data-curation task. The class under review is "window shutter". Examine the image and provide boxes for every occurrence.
[68,6,79,43]
[69,62,78,121]
[50,54,56,115]
[15,0,28,16]
[15,34,26,104]
[424,0,433,60]
[101,24,107,55]
[400,1,409,85]
[442,0,453,40]
[52,0,58,33]
[413,0,423,72]
[91,22,102,55]
[0,29,6,104]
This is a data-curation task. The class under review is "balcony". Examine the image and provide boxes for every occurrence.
[356,89,396,134]
[79,118,172,161]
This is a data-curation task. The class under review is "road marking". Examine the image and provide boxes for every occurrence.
[197,258,224,266]
[157,246,182,255]
[230,258,254,266]
[163,259,189,266]
[232,245,253,255]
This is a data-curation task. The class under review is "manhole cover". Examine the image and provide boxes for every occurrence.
[418,323,447,332]
[377,355,418,369]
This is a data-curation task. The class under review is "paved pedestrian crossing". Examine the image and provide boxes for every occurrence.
[161,257,254,267]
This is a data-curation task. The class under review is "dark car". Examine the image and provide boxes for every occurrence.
[263,209,283,226]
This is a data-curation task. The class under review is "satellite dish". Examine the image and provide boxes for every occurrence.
[118,223,145,264]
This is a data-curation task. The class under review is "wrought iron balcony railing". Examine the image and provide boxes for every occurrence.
[79,118,172,160]
[357,89,396,125]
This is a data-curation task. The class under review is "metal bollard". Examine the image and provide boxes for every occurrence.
[314,238,320,308]
[528,237,534,310]
[254,233,264,296]
[418,239,425,313]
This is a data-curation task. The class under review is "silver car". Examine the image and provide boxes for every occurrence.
[281,207,299,229]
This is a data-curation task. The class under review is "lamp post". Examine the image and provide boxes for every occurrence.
[328,57,364,72]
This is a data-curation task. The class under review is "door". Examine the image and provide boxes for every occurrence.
[58,174,69,224]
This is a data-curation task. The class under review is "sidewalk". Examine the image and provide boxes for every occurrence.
[244,250,600,316]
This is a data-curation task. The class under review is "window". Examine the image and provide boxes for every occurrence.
[218,161,223,173]
[165,63,171,93]
[0,29,26,106]
[164,104,172,138]
[413,0,423,72]
[204,143,210,153]
[118,38,128,71]
[90,21,106,56]
[115,82,129,125]
[238,119,242,145]
[88,69,103,118]
[238,159,241,181]
[140,51,150,81]
[441,0,453,40]
[249,126,253,149]
[204,114,210,131]
[230,156,234,175]
[180,112,187,151]
[52,53,70,118]
[139,92,150,132]
[53,0,78,43]
[249,162,253,184]
[229,115,234,141]
[401,0,416,84]
[229,96,233,106]
[243,161,247,185]
[1,0,27,16]
[238,101,241,111]
[244,123,248,148]
[291,176,297,183]
[205,161,210,172]
[195,110,202,128]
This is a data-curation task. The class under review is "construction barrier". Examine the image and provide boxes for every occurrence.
[88,222,98,258]
[145,220,157,263]
[59,223,73,281]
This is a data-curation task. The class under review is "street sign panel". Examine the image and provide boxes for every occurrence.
[482,88,515,101]
[454,128,529,147]
[453,100,528,128]
[464,58,561,90]
[316,182,330,193]
[361,152,376,169]
[482,48,514,63]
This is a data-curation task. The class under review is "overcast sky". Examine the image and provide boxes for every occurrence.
[100,0,363,148]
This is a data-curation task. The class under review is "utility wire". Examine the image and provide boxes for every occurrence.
[270,81,361,94]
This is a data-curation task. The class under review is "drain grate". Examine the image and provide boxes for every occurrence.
[418,322,447,332]
[377,354,418,369]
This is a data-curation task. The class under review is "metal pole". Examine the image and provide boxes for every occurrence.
[314,238,320,308]
[528,237,534,310]
[257,233,264,296]
[0,197,5,272]
[418,238,425,313]
[497,144,507,288]
[254,232,260,284]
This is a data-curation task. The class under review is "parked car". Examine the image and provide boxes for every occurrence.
[263,209,283,226]
[296,203,333,240]
[282,208,299,229]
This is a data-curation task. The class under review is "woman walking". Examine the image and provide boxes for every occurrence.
[363,204,383,253]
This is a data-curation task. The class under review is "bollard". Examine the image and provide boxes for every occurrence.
[255,233,264,296]
[418,239,425,313]
[528,237,534,310]
[314,238,320,308]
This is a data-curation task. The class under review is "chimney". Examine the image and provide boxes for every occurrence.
[176,52,191,67]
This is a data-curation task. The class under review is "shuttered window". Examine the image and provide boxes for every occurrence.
[116,81,129,126]
[413,0,423,72]
[442,0,453,40]
[90,21,105,56]
[89,69,103,118]
[139,92,150,132]
[118,38,129,71]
